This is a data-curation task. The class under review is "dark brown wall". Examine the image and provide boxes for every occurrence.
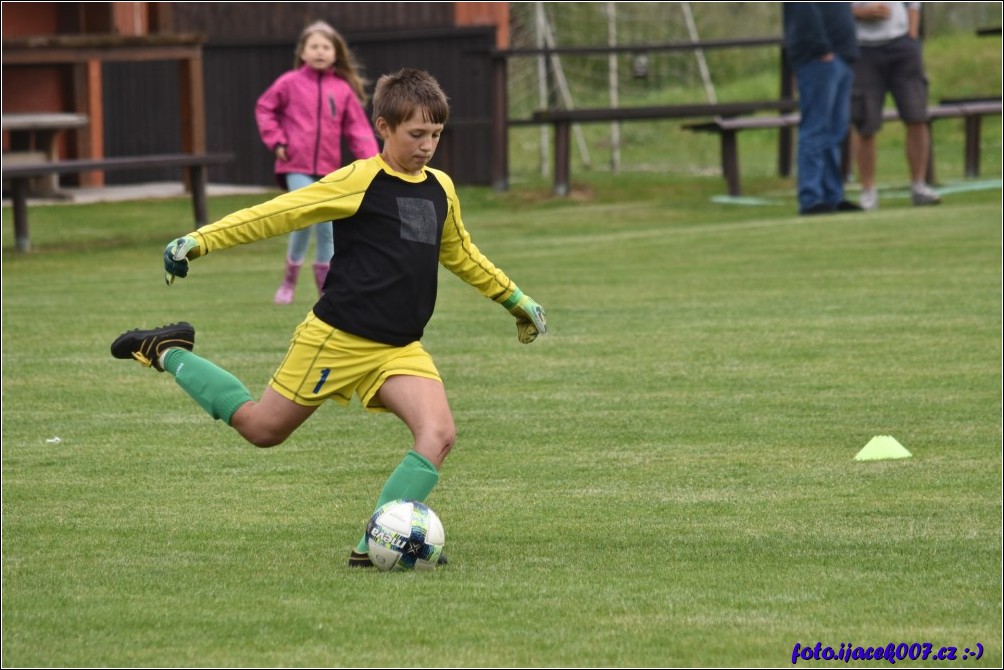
[102,24,496,186]
[5,2,498,186]
[163,2,456,41]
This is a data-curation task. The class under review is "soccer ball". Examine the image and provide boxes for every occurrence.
[366,499,445,571]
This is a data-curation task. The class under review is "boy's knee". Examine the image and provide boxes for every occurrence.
[420,420,455,463]
[233,417,291,448]
[249,433,287,449]
[434,422,456,453]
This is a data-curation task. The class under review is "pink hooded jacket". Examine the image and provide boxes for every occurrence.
[255,64,379,181]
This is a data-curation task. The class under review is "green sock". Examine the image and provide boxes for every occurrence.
[163,349,253,425]
[356,450,440,553]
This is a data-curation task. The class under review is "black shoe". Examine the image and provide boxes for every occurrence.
[800,203,833,216]
[348,550,374,568]
[834,200,863,212]
[111,322,195,372]
[348,549,448,568]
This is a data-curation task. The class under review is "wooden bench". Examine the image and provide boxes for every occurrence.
[2,152,233,252]
[684,100,1002,196]
[530,100,798,196]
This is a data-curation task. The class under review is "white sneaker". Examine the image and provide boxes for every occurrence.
[859,189,878,211]
[911,183,941,206]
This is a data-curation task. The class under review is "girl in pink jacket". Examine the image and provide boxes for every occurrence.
[256,21,379,304]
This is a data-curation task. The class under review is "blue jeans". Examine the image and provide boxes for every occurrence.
[795,57,853,212]
[284,173,333,264]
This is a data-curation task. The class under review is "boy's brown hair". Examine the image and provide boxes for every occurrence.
[372,68,450,129]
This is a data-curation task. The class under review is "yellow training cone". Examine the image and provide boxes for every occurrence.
[855,435,912,461]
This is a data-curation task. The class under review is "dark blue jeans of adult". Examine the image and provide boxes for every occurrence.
[795,56,853,213]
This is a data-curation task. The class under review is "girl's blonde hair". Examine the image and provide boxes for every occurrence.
[295,20,369,104]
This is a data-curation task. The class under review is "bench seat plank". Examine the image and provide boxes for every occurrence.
[2,152,233,252]
[2,153,232,178]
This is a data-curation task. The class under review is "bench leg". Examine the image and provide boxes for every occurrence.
[720,130,741,197]
[964,116,981,178]
[778,126,793,178]
[553,120,570,197]
[11,178,31,252]
[188,165,208,226]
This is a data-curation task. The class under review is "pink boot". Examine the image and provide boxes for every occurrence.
[312,262,330,295]
[274,258,302,304]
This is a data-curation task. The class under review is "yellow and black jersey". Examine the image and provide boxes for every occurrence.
[189,154,517,346]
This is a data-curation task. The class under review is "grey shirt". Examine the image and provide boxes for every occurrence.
[853,2,920,45]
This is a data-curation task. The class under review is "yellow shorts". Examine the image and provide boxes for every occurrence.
[268,312,442,411]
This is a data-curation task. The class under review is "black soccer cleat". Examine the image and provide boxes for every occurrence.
[111,322,195,372]
[348,550,374,568]
[347,549,448,568]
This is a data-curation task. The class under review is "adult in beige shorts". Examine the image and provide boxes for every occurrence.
[851,2,941,209]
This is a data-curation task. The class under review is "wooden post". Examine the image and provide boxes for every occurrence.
[72,59,104,187]
[490,53,509,191]
[189,165,209,225]
[778,47,794,178]
[721,129,741,197]
[178,51,206,154]
[553,119,570,196]
[11,178,31,252]
[178,49,206,194]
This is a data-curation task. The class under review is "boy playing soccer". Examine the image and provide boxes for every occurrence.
[111,68,546,567]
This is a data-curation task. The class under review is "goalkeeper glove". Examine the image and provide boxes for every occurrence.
[502,288,547,344]
[164,235,200,285]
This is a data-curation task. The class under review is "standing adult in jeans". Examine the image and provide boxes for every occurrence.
[852,2,941,210]
[783,3,862,215]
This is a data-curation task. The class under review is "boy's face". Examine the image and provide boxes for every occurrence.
[376,109,443,176]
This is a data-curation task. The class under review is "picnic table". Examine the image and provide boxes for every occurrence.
[2,112,90,196]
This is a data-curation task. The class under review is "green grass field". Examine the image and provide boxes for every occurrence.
[2,170,1000,666]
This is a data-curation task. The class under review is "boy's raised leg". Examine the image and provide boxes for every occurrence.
[112,322,262,432]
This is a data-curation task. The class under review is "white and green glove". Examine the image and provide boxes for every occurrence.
[502,288,547,344]
[163,235,201,285]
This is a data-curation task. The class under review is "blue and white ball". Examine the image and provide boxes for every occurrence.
[366,500,445,571]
